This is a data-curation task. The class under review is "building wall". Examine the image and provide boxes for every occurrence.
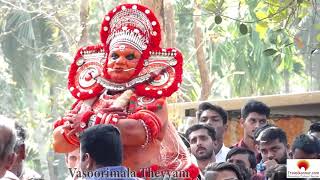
[224,117,308,147]
[168,92,320,147]
[170,109,317,147]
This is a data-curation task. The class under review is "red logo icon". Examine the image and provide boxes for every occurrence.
[297,160,310,171]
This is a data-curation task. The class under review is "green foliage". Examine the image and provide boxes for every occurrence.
[174,0,311,98]
[204,0,226,14]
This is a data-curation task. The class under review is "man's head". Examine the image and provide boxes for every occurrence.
[185,124,216,161]
[291,134,320,159]
[308,122,320,140]
[79,124,122,171]
[240,100,270,140]
[197,102,227,142]
[205,162,243,180]
[0,116,17,178]
[65,148,80,169]
[226,147,256,174]
[253,124,275,144]
[10,121,27,177]
[256,127,288,164]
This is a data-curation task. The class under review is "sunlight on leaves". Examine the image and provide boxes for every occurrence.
[255,22,268,40]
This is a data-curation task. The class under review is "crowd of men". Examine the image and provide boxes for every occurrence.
[0,116,138,180]
[1,100,320,180]
[0,116,41,180]
[184,100,320,180]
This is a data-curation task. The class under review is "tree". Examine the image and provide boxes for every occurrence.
[164,0,176,47]
[193,1,213,100]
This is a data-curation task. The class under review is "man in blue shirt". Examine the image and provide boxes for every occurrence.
[78,124,138,180]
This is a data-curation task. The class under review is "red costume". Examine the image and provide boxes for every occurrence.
[53,4,199,179]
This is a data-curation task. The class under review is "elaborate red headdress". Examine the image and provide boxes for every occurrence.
[68,4,183,100]
[100,3,161,87]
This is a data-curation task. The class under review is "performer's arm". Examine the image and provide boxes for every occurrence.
[52,100,87,153]
[115,102,168,147]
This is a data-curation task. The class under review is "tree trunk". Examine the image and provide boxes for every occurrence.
[23,51,35,116]
[78,0,89,46]
[47,151,57,180]
[163,0,176,47]
[283,70,290,93]
[193,3,212,101]
[49,82,59,118]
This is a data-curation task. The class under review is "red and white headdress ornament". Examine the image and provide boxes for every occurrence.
[68,4,183,99]
[100,4,161,53]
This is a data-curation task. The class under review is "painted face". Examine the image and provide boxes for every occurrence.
[188,129,215,161]
[107,44,141,83]
[199,110,226,141]
[242,112,267,139]
[259,139,288,164]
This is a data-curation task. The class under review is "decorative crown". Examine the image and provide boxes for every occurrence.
[100,4,161,52]
[108,30,147,53]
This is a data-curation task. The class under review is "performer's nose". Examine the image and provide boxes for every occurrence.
[115,56,126,64]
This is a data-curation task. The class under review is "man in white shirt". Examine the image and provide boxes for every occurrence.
[1,170,19,180]
[197,102,230,162]
[186,124,216,174]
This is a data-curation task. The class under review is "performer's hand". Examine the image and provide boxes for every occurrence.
[59,120,81,138]
[99,107,127,119]
[100,107,126,113]
[99,113,119,124]
[64,103,82,117]
[61,111,88,136]
[64,111,87,124]
[64,112,77,120]
[60,120,72,130]
[59,120,80,140]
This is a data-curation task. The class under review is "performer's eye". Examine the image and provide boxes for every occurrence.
[111,53,119,60]
[126,54,135,60]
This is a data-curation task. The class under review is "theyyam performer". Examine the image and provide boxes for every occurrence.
[53,3,199,179]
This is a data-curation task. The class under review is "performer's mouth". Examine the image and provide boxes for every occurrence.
[114,68,124,72]
[107,68,136,72]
